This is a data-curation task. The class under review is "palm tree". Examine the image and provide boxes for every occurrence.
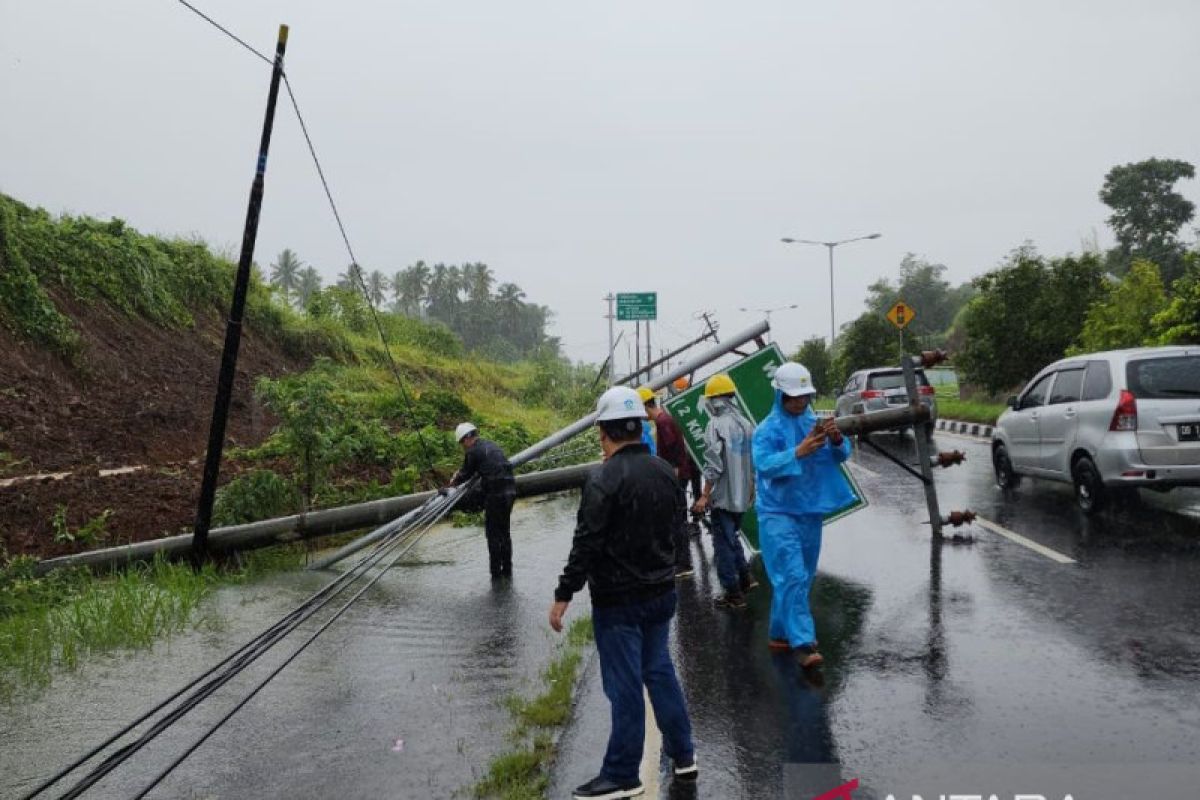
[337,262,365,291]
[392,261,430,317]
[366,270,390,308]
[426,263,464,325]
[462,262,496,304]
[270,248,303,304]
[495,282,526,340]
[296,266,323,307]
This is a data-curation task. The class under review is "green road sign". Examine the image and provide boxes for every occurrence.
[663,344,867,552]
[616,292,657,321]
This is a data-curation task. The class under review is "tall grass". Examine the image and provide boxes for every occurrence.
[0,548,305,698]
[938,397,1006,425]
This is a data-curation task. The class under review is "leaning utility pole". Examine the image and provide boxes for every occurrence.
[191,24,289,567]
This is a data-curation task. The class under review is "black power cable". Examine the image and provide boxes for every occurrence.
[130,501,452,799]
[173,0,440,480]
[25,483,474,799]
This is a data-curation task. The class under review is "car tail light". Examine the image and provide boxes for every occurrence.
[861,390,883,399]
[1109,389,1137,431]
[919,385,935,396]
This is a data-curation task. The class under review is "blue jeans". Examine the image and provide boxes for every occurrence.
[711,508,749,593]
[759,512,823,648]
[592,589,694,783]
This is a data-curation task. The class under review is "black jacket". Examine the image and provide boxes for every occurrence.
[554,443,679,607]
[453,439,515,495]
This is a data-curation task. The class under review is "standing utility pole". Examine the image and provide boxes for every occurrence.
[192,24,289,566]
[605,293,615,386]
[635,321,641,378]
[645,321,652,382]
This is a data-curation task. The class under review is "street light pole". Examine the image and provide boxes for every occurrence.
[781,233,882,349]
[826,243,836,348]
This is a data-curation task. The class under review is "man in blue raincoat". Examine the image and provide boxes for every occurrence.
[752,361,854,669]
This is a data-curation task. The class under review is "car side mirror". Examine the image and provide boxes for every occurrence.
[1006,395,1019,410]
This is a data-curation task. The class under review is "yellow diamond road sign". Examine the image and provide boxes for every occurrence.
[887,301,915,329]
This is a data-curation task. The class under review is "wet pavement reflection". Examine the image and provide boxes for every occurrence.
[555,431,1200,798]
[5,431,1200,798]
[0,494,591,799]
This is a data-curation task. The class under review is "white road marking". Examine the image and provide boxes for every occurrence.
[848,460,881,479]
[974,515,1076,564]
[935,428,991,442]
[639,688,661,794]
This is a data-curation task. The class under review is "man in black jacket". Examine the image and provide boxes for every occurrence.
[550,386,696,800]
[447,422,516,578]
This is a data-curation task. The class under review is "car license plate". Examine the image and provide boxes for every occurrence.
[1180,423,1200,442]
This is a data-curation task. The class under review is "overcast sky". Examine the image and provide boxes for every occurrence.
[3,1,1199,371]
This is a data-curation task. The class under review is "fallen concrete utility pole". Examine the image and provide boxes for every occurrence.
[309,320,770,572]
[832,404,931,437]
[509,319,770,467]
[35,462,597,575]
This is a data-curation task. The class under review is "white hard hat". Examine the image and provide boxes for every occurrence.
[772,362,817,397]
[455,422,479,442]
[595,386,649,422]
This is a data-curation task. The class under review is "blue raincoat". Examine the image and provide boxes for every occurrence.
[641,420,657,455]
[752,392,853,516]
[751,391,853,649]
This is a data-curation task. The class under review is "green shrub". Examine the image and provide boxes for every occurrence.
[213,470,300,526]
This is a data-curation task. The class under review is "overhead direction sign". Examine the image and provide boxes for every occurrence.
[616,292,657,321]
[886,300,915,330]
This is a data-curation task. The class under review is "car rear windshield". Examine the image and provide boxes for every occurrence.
[1126,356,1200,399]
[868,371,929,391]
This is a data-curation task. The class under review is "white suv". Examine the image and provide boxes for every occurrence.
[991,346,1200,513]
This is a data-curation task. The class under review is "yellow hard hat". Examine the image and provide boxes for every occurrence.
[703,373,737,398]
[637,386,656,403]
[673,377,690,391]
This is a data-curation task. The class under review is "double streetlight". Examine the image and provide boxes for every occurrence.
[738,304,798,341]
[781,233,881,348]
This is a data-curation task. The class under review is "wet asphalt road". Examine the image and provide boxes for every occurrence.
[4,431,1200,799]
[1,495,592,799]
[551,431,1200,799]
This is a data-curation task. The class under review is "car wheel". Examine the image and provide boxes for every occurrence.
[1072,456,1107,515]
[993,443,1020,490]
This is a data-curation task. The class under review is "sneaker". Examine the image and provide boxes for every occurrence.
[713,592,747,610]
[573,775,645,799]
[795,644,824,669]
[675,565,695,579]
[768,638,791,652]
[673,757,698,781]
[739,572,760,592]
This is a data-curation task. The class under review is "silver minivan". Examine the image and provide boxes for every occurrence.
[991,346,1200,513]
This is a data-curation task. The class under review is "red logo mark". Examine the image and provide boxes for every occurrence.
[813,778,859,800]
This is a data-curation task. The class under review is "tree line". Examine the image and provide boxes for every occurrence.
[794,157,1199,397]
[266,256,559,361]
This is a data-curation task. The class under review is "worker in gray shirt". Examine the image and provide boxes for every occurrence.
[690,373,759,609]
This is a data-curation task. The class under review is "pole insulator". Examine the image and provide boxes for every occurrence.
[933,450,967,468]
[911,349,949,368]
[942,510,977,527]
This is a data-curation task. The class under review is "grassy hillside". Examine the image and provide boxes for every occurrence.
[0,193,597,559]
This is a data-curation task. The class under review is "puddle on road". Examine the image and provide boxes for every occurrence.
[0,494,587,799]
